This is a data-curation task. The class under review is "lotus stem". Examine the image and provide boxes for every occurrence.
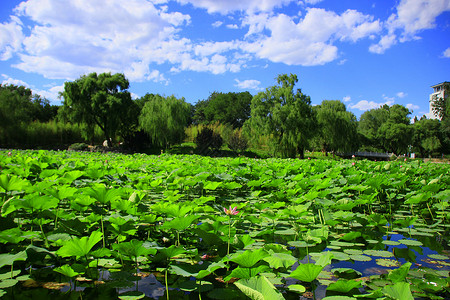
[165,268,170,300]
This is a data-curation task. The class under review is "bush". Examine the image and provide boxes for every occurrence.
[228,130,248,153]
[68,143,89,151]
[194,128,223,153]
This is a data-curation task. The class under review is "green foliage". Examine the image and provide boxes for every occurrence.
[313,100,358,154]
[60,72,133,146]
[138,94,191,149]
[358,104,413,154]
[245,74,316,158]
[68,143,89,151]
[227,129,249,153]
[193,91,252,128]
[413,118,443,157]
[234,276,285,300]
[194,127,223,153]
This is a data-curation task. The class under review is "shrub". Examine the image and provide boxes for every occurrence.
[228,130,248,153]
[194,128,223,153]
[68,143,90,151]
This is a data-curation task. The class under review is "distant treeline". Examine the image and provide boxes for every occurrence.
[1,73,449,158]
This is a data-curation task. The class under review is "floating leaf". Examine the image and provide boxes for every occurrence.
[118,291,145,300]
[288,284,306,293]
[398,239,423,247]
[263,252,297,269]
[376,259,401,267]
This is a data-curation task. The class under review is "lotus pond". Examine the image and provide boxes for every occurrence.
[0,150,449,300]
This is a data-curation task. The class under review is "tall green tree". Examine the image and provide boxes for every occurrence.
[245,74,316,158]
[139,94,191,149]
[358,104,413,154]
[313,100,358,154]
[431,83,450,152]
[60,72,133,146]
[193,91,252,128]
[413,118,442,157]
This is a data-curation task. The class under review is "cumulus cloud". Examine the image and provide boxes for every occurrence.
[350,99,394,111]
[242,8,381,66]
[0,16,24,60]
[176,0,294,14]
[370,0,450,53]
[234,79,262,90]
[406,103,420,111]
[396,92,407,98]
[343,96,351,102]
[443,47,450,58]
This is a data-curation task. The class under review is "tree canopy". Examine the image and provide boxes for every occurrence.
[193,91,252,127]
[245,74,316,158]
[313,100,358,154]
[60,72,133,146]
[139,94,191,149]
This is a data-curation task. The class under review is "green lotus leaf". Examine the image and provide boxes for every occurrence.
[363,250,394,258]
[56,231,103,258]
[54,264,82,278]
[350,254,372,262]
[327,279,362,293]
[263,252,297,269]
[388,262,411,283]
[376,259,401,267]
[118,291,145,300]
[398,239,423,247]
[230,248,269,268]
[382,282,413,300]
[234,276,284,300]
[290,263,324,282]
[288,284,306,293]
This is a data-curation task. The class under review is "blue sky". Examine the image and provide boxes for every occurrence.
[0,0,449,119]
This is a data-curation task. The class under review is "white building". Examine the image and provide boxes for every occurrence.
[429,82,449,120]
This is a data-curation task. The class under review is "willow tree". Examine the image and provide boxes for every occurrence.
[245,74,316,158]
[139,94,191,149]
[314,100,358,155]
[61,72,133,146]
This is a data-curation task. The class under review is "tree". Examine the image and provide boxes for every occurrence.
[357,105,390,151]
[60,72,133,146]
[313,100,358,155]
[194,127,223,153]
[245,74,316,158]
[413,118,442,157]
[139,94,191,149]
[378,105,413,155]
[201,92,252,128]
[358,104,413,154]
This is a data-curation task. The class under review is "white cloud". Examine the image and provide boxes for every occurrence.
[443,47,450,58]
[370,0,450,53]
[0,16,24,60]
[406,103,420,110]
[343,96,351,102]
[226,24,239,29]
[212,21,223,27]
[303,0,323,4]
[176,0,294,14]
[396,91,407,98]
[1,73,29,87]
[10,0,194,80]
[234,79,262,90]
[242,8,381,66]
[369,34,397,54]
[350,99,394,111]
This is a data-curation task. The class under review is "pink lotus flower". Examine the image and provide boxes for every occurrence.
[352,162,355,166]
[7,151,12,156]
[224,206,239,216]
